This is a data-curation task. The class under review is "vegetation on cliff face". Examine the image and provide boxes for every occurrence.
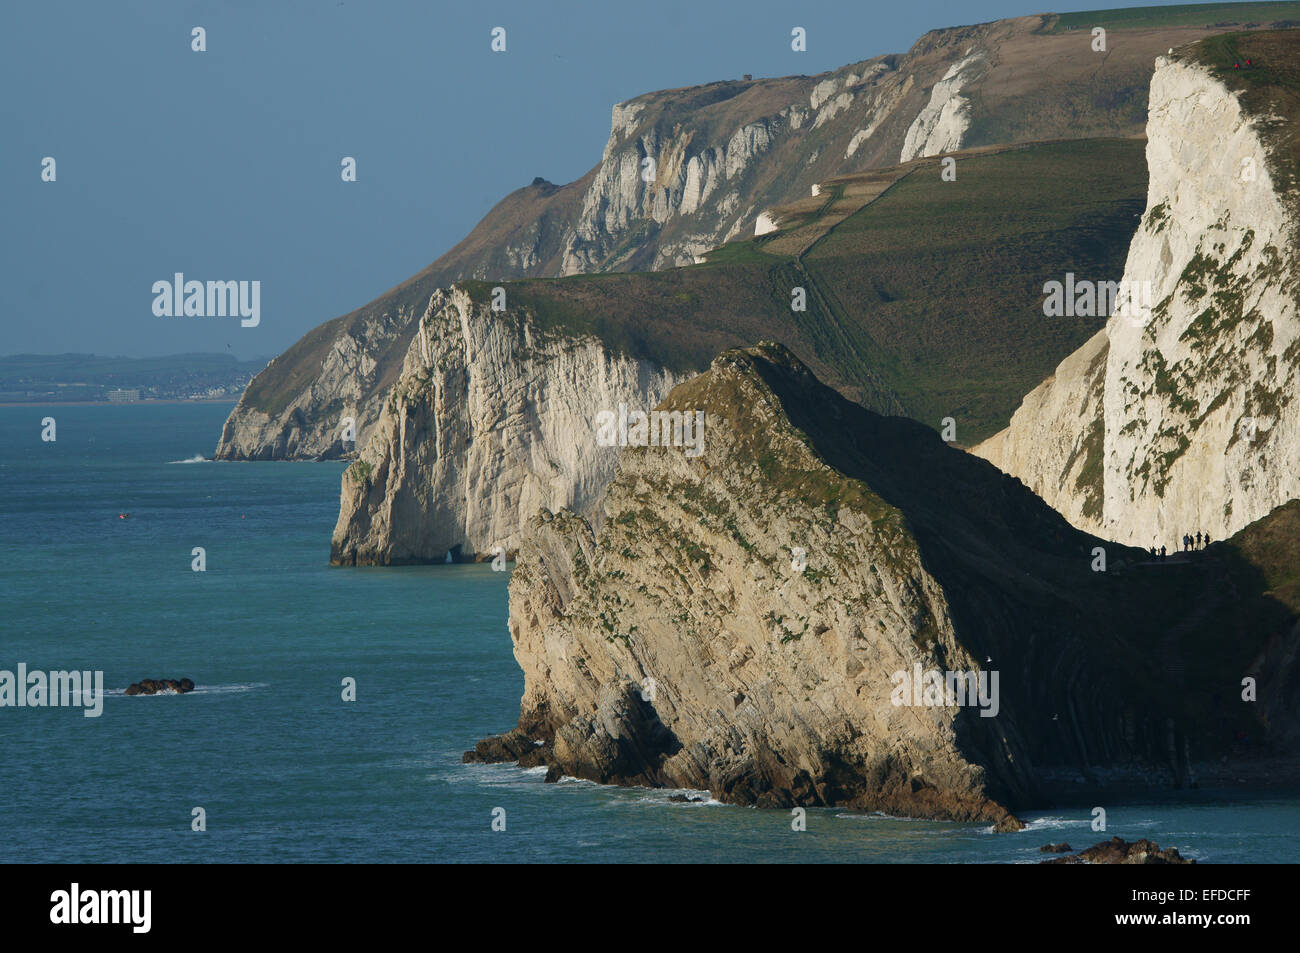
[346,459,373,487]
[974,30,1300,552]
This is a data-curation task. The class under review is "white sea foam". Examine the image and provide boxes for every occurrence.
[628,787,720,806]
[185,682,265,695]
[455,762,721,806]
[106,682,266,697]
[1019,815,1091,832]
[166,454,209,464]
[449,762,549,787]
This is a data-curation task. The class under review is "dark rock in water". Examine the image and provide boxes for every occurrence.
[668,794,706,803]
[125,677,196,696]
[463,720,550,766]
[1040,842,1073,853]
[1041,836,1194,864]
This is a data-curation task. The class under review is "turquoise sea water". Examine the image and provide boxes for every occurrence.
[1,402,1297,863]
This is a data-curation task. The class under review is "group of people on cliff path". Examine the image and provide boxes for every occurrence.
[1147,531,1212,561]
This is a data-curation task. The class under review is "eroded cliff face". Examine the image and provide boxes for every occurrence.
[899,52,987,163]
[329,287,688,565]
[548,56,930,274]
[467,344,1222,821]
[975,55,1300,547]
[214,298,423,461]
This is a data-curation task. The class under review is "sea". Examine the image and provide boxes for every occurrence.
[1,402,1297,863]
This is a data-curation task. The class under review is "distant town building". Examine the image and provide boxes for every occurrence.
[106,389,140,402]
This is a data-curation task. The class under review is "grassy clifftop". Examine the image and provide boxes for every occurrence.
[236,4,1291,456]
[1183,28,1300,208]
[1049,2,1300,32]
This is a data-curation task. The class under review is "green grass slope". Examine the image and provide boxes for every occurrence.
[1049,1,1300,32]
[473,137,1146,444]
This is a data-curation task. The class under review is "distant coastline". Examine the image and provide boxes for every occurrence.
[0,353,262,407]
[0,398,239,408]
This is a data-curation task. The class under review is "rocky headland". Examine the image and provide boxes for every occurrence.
[217,23,1300,828]
[466,343,1300,823]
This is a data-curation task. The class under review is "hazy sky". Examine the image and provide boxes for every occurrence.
[3,0,1195,359]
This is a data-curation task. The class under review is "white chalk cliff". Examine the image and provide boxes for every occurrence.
[330,287,687,564]
[899,52,986,162]
[975,56,1300,547]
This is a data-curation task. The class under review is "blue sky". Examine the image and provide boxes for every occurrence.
[2,0,1205,358]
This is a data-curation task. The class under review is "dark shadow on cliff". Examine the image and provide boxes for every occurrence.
[727,343,1299,805]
